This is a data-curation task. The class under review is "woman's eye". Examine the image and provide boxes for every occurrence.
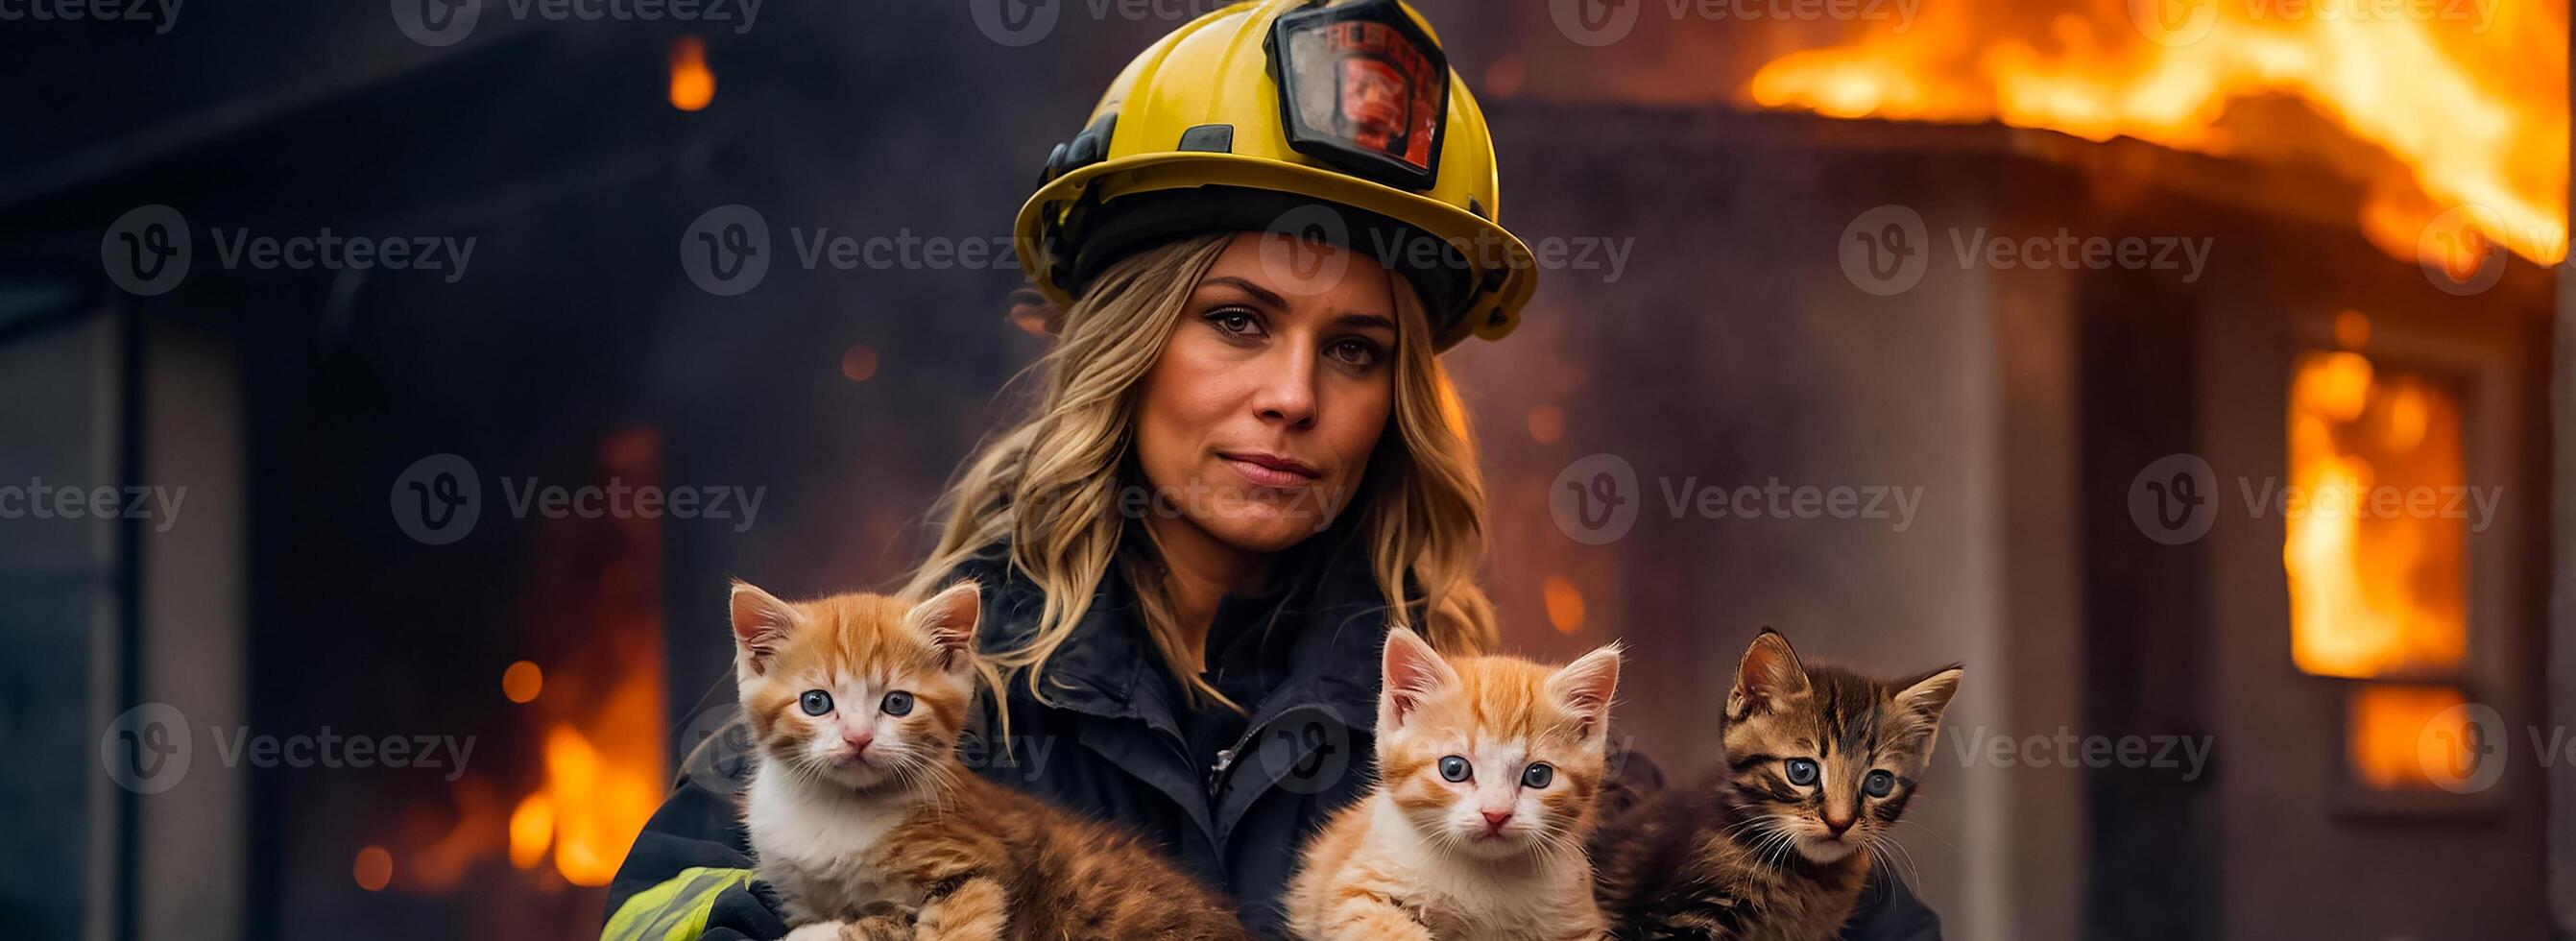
[1521,763,1554,789]
[1205,308,1261,338]
[1326,337,1384,368]
[1864,769,1896,797]
[1437,756,1472,783]
[799,690,833,716]
[1784,758,1820,786]
[880,690,914,716]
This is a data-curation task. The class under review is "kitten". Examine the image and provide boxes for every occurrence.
[1287,627,1624,941]
[1592,630,1962,941]
[730,579,1251,941]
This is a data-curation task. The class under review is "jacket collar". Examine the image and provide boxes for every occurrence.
[960,534,1396,729]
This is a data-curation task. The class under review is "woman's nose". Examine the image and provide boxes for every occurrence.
[1249,346,1318,427]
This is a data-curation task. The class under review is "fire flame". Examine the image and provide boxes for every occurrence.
[2347,682,2473,789]
[388,428,671,899]
[2283,348,2466,678]
[1745,0,2567,265]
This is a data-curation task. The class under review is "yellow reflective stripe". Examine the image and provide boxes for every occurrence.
[600,866,756,941]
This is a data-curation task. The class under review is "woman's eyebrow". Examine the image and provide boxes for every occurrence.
[1197,276,1288,309]
[1333,312,1398,333]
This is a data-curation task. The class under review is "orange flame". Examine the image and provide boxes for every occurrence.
[2347,682,2472,789]
[1746,0,2567,265]
[2284,349,2466,678]
[670,36,716,111]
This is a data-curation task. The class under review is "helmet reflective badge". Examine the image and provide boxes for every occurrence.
[1013,0,1538,350]
[1271,0,1448,190]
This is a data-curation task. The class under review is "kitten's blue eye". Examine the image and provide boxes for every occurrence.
[1521,763,1554,789]
[1864,769,1896,797]
[880,690,914,716]
[1784,758,1820,786]
[799,690,833,716]
[1437,756,1471,783]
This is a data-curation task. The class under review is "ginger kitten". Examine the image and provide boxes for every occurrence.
[1592,630,1962,940]
[1287,627,1623,941]
[730,579,1250,941]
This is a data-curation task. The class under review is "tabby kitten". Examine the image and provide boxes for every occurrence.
[1287,627,1624,941]
[730,579,1250,941]
[1592,630,1962,941]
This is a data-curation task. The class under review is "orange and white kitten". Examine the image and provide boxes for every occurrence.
[732,579,1249,941]
[1287,627,1623,941]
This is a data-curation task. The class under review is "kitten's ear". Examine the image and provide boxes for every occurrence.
[1728,629,1812,720]
[1894,664,1964,726]
[729,580,800,676]
[1547,642,1623,740]
[904,580,982,673]
[1379,627,1457,735]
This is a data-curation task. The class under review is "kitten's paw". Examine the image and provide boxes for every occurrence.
[781,922,852,941]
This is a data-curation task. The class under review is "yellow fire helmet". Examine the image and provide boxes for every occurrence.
[1013,0,1538,350]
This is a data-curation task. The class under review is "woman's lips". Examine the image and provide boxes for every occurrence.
[1220,451,1321,487]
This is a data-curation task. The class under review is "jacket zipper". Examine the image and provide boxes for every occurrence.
[1206,721,1265,797]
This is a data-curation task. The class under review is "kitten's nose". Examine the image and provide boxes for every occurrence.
[841,732,874,756]
[1821,815,1855,837]
[1481,809,1513,832]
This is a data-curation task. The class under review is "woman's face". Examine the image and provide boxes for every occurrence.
[1132,232,1404,558]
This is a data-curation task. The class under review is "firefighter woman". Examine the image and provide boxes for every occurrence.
[603,1,1940,937]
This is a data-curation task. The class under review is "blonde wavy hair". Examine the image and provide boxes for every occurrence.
[901,233,1498,712]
